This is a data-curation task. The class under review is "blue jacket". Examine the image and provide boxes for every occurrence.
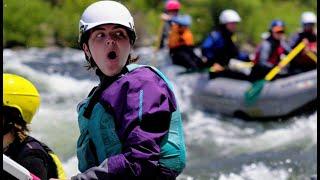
[201,27,249,67]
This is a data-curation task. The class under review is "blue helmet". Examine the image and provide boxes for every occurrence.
[171,15,192,26]
[269,20,285,32]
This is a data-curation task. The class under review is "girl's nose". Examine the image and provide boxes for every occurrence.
[106,38,116,46]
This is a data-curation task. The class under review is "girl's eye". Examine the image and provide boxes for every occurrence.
[111,31,126,39]
[96,33,105,38]
[116,32,124,37]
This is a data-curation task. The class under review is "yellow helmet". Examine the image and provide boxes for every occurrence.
[3,73,41,124]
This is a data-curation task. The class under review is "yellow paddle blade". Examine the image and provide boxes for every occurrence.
[305,51,317,63]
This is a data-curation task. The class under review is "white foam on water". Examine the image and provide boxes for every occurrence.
[177,174,195,180]
[62,156,79,178]
[218,162,289,180]
[4,48,85,63]
[184,108,316,157]
[184,111,255,146]
[218,112,317,156]
[4,56,96,98]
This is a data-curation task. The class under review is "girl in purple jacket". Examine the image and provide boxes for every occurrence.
[52,1,186,180]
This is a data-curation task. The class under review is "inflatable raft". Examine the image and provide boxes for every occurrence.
[190,69,317,119]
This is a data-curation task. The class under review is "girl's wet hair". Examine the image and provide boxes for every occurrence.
[3,106,29,141]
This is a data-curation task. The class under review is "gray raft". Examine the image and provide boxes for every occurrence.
[191,69,317,118]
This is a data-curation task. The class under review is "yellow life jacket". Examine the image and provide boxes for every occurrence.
[48,153,67,179]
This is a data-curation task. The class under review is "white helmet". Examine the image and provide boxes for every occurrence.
[219,9,241,24]
[301,11,317,24]
[79,1,136,45]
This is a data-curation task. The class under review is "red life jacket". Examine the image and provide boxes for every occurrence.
[253,40,286,65]
[307,42,317,52]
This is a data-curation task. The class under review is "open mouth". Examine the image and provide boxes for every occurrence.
[108,51,117,60]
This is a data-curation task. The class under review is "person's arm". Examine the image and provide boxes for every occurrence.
[71,69,177,179]
[280,40,292,54]
[257,41,274,68]
[202,31,229,67]
[201,33,216,61]
[237,51,250,61]
[159,13,174,49]
[159,22,171,49]
[289,32,301,48]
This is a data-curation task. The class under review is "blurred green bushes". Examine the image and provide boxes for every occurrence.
[3,0,316,49]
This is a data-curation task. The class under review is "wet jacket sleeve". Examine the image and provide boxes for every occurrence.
[71,68,177,179]
[201,34,215,60]
[237,51,250,61]
[289,33,301,48]
[201,31,224,64]
[280,40,291,54]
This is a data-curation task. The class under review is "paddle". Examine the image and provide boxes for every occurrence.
[3,154,40,180]
[155,19,165,50]
[305,50,317,63]
[244,41,306,105]
[151,20,165,66]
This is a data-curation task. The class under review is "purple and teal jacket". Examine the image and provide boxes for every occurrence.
[72,64,186,180]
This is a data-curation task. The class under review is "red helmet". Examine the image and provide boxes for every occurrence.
[165,0,181,11]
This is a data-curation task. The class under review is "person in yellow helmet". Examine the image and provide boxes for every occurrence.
[3,73,66,180]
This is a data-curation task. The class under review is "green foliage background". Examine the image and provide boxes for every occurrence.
[3,0,317,49]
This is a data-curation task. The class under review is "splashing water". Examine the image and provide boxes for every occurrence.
[4,48,316,179]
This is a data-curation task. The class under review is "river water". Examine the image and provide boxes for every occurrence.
[3,47,317,180]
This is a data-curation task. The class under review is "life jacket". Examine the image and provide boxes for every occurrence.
[306,41,317,52]
[292,41,317,68]
[76,64,186,174]
[168,23,194,49]
[253,39,286,65]
[291,31,317,66]
[7,136,66,179]
[201,28,240,66]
